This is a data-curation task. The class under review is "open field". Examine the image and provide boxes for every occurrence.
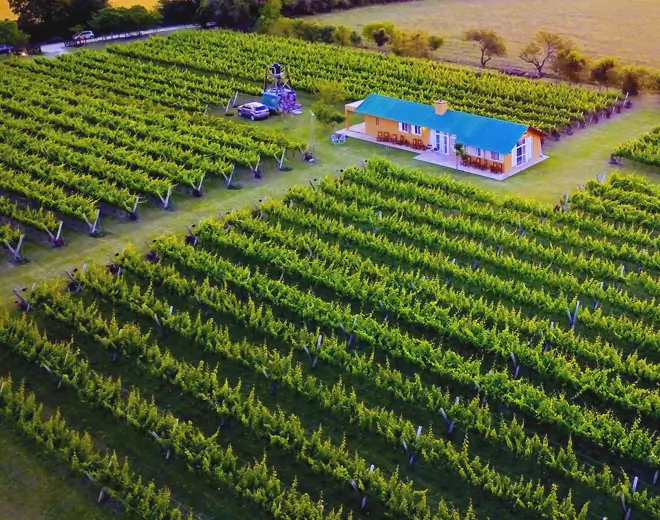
[0,0,159,20]
[309,0,660,70]
[1,29,660,519]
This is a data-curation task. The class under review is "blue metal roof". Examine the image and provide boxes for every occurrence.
[354,93,530,155]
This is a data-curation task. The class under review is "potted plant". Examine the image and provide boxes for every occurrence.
[454,143,468,167]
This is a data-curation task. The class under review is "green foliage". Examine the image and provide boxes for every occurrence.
[194,0,221,27]
[349,29,362,46]
[111,30,618,132]
[360,20,397,42]
[618,65,649,96]
[315,79,346,105]
[589,56,619,89]
[8,0,108,39]
[255,0,281,33]
[0,20,28,46]
[552,46,589,83]
[331,24,351,46]
[463,28,507,67]
[0,53,304,233]
[390,30,432,58]
[310,101,344,125]
[428,34,444,51]
[89,6,161,35]
[158,0,200,24]
[519,31,568,77]
[613,127,660,167]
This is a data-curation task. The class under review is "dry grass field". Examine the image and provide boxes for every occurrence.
[0,0,159,20]
[310,0,660,70]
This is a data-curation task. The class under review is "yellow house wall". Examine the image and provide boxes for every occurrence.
[364,115,431,145]
[503,153,513,172]
[502,130,542,172]
[361,114,542,173]
[364,115,399,137]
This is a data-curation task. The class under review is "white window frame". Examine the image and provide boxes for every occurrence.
[525,136,533,161]
[412,125,422,136]
[490,151,503,162]
[514,139,527,167]
[399,122,411,133]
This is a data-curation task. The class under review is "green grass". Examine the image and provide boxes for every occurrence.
[307,0,660,70]
[0,422,120,520]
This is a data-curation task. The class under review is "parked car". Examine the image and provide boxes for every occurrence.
[72,31,95,41]
[238,102,270,121]
[0,44,15,55]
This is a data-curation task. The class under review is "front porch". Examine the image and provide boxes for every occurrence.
[337,122,427,153]
[414,151,549,180]
[337,123,549,180]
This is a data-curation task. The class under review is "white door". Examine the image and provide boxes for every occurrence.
[434,132,450,154]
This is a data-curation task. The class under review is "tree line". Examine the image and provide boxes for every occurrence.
[461,28,659,95]
[2,0,239,42]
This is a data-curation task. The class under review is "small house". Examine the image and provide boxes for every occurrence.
[342,94,546,178]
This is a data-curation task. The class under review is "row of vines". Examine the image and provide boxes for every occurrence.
[3,158,660,520]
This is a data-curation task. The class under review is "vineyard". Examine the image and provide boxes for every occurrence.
[614,126,660,168]
[3,157,660,519]
[108,30,620,133]
[0,51,305,260]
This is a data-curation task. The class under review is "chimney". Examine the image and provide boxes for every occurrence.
[434,100,448,115]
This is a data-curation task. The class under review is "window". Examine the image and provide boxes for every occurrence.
[413,125,422,136]
[514,137,533,166]
[475,148,483,157]
[375,117,380,126]
[490,151,503,162]
[399,122,411,133]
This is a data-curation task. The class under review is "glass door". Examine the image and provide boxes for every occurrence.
[440,133,449,154]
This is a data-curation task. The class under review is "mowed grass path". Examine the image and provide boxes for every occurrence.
[309,0,660,70]
[0,0,159,20]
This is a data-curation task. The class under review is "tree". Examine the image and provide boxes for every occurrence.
[552,47,589,83]
[9,0,108,39]
[267,17,294,37]
[332,25,351,46]
[8,0,70,38]
[372,28,390,52]
[519,31,567,77]
[310,101,344,125]
[90,6,161,35]
[618,65,649,96]
[194,0,221,27]
[647,72,660,99]
[463,29,507,68]
[255,0,281,33]
[349,30,362,47]
[316,80,345,105]
[158,0,200,25]
[428,35,444,52]
[67,0,109,32]
[589,57,619,90]
[360,21,397,43]
[391,30,434,58]
[0,20,29,46]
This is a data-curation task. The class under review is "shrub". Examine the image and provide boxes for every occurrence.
[311,101,345,125]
